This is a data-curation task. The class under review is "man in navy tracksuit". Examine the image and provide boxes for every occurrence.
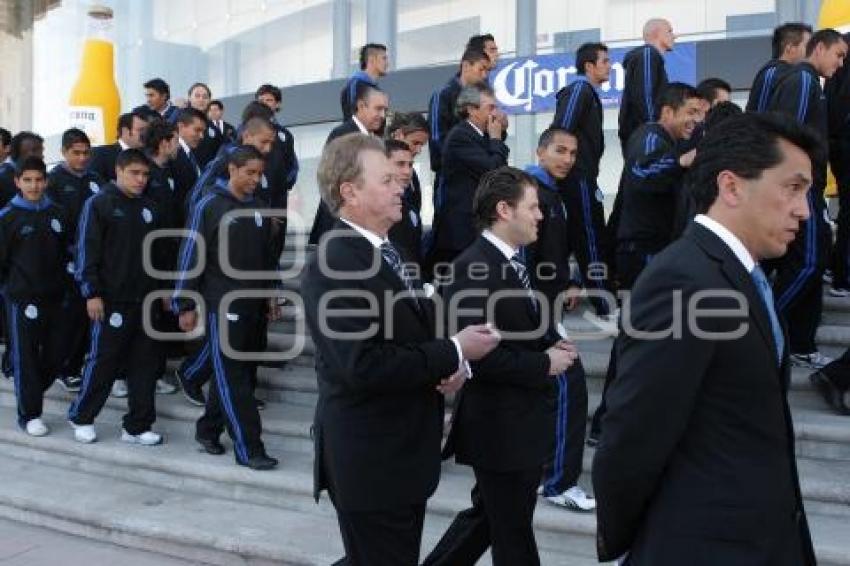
[340,43,388,121]
[746,23,812,113]
[46,129,103,393]
[524,128,596,512]
[173,145,280,470]
[0,157,72,437]
[825,33,850,297]
[68,149,164,446]
[766,29,848,370]
[551,42,614,316]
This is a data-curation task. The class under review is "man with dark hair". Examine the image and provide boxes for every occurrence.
[340,43,389,121]
[68,148,164,446]
[425,166,579,566]
[0,132,45,207]
[88,111,148,182]
[427,47,492,193]
[309,85,389,245]
[386,130,425,267]
[618,18,675,151]
[207,100,236,142]
[0,127,11,162]
[552,41,614,317]
[696,77,732,107]
[746,22,813,113]
[429,82,508,267]
[134,77,178,123]
[466,33,499,70]
[303,133,498,565]
[594,111,818,566]
[170,108,207,225]
[766,28,847,369]
[824,32,850,297]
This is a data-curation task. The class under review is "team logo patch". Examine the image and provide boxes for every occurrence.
[89,181,100,193]
[51,218,62,233]
[168,178,175,190]
[254,211,263,227]
[20,225,34,236]
[278,130,286,142]
[226,312,240,322]
[142,207,153,223]
[260,174,268,189]
[24,304,38,320]
[66,261,75,274]
[64,184,76,193]
[109,312,123,328]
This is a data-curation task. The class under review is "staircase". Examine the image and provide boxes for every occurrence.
[0,238,849,565]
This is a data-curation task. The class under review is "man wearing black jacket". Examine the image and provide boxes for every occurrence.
[88,112,147,183]
[385,140,423,267]
[594,112,817,566]
[0,132,45,207]
[340,43,388,121]
[387,112,429,268]
[170,108,207,226]
[67,149,164,446]
[207,100,237,143]
[766,28,847,370]
[303,134,499,565]
[825,32,850,296]
[746,22,812,113]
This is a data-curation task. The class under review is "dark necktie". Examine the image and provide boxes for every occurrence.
[381,241,419,304]
[187,150,200,176]
[511,253,538,310]
[751,264,784,364]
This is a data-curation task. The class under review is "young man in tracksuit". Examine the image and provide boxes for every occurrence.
[766,29,848,370]
[551,42,614,317]
[340,43,388,121]
[524,128,596,512]
[46,128,103,393]
[746,22,812,113]
[173,145,280,470]
[0,157,72,436]
[68,148,164,446]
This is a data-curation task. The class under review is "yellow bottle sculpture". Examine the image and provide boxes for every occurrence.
[68,5,120,146]
[819,0,850,198]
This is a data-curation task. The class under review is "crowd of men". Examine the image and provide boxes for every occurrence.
[2,16,850,566]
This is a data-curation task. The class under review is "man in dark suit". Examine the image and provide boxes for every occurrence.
[88,111,148,182]
[170,108,206,226]
[308,85,388,244]
[429,82,508,270]
[207,100,237,142]
[424,167,579,566]
[593,113,819,565]
[302,133,500,566]
[385,139,422,267]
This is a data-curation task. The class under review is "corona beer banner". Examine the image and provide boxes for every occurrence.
[490,42,697,115]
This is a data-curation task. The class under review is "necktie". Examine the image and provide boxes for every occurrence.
[750,264,784,364]
[188,151,200,176]
[380,241,419,305]
[511,253,538,310]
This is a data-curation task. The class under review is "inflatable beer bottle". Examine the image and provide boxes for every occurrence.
[68,5,120,146]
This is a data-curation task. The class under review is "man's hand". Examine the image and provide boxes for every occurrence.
[546,341,578,375]
[179,310,198,332]
[487,112,505,139]
[455,323,501,361]
[267,297,282,321]
[86,297,105,322]
[679,148,697,168]
[564,284,581,311]
[437,367,466,396]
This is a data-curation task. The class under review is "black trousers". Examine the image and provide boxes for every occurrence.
[196,310,265,463]
[332,502,426,566]
[563,175,614,316]
[774,190,831,354]
[833,182,850,289]
[67,302,159,434]
[5,300,64,426]
[57,288,89,378]
[180,314,265,390]
[541,359,587,495]
[821,348,850,391]
[422,467,542,566]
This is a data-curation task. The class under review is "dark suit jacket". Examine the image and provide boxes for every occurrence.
[303,219,460,512]
[195,119,225,170]
[592,222,815,565]
[308,120,363,245]
[434,121,509,253]
[88,143,122,182]
[442,235,555,471]
[388,169,423,267]
[169,148,200,226]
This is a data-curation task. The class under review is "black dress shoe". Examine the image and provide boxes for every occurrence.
[810,371,850,415]
[179,370,206,407]
[195,435,226,455]
[255,397,266,411]
[239,453,279,471]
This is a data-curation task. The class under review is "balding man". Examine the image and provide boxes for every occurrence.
[618,18,675,152]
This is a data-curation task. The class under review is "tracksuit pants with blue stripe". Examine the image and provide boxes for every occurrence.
[196,308,266,463]
[67,302,159,435]
[4,299,64,427]
[541,358,588,496]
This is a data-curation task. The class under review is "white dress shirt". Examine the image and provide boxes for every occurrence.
[694,214,756,273]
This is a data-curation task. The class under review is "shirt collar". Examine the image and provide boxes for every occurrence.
[467,120,484,137]
[178,136,192,156]
[340,217,386,249]
[118,139,130,151]
[352,116,370,135]
[694,214,755,272]
[482,229,518,261]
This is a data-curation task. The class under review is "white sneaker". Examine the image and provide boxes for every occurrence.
[155,378,177,395]
[829,287,850,298]
[121,429,163,446]
[25,418,49,437]
[111,379,128,398]
[791,352,834,370]
[544,486,596,512]
[69,421,97,443]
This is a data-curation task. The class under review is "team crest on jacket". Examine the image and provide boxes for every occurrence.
[168,178,175,190]
[50,218,62,233]
[278,130,286,142]
[261,174,268,189]
[89,181,100,193]
[109,312,123,328]
[142,207,153,223]
[24,304,39,320]
[254,211,263,227]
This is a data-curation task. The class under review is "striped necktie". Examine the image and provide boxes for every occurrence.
[381,241,418,305]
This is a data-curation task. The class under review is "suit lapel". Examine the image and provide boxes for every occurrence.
[477,237,541,326]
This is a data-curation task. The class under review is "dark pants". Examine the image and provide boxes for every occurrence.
[196,310,266,463]
[180,314,265,390]
[68,302,159,434]
[774,190,830,354]
[541,360,587,496]
[563,176,614,316]
[821,348,850,391]
[5,300,64,426]
[833,182,850,289]
[56,289,89,378]
[332,502,426,566]
[422,467,542,566]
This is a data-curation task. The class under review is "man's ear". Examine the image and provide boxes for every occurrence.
[339,180,357,207]
[716,170,743,207]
